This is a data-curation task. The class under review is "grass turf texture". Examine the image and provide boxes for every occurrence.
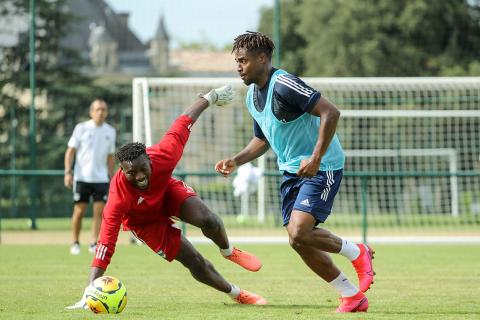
[2,217,479,237]
[0,244,479,319]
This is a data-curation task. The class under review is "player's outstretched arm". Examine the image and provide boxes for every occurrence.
[215,137,269,177]
[65,286,89,310]
[88,266,106,283]
[182,85,234,122]
[65,267,106,310]
[202,85,234,107]
[215,158,237,177]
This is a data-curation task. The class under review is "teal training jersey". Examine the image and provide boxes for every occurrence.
[246,69,345,173]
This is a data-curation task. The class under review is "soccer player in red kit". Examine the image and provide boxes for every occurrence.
[66,85,267,310]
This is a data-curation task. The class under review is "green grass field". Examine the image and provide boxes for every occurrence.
[0,243,479,319]
[3,217,479,237]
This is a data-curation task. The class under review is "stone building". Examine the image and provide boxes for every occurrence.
[63,0,170,74]
[0,0,236,76]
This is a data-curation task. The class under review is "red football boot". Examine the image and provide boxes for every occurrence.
[336,291,369,313]
[352,243,375,292]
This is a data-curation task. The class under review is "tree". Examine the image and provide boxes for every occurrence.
[1,0,88,169]
[0,0,131,218]
[258,0,480,76]
[258,0,307,75]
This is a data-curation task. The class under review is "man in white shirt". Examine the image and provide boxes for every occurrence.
[64,99,116,255]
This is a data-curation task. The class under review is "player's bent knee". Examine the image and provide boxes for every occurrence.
[289,232,310,250]
[201,212,223,231]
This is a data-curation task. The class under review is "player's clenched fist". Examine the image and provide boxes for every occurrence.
[215,158,237,177]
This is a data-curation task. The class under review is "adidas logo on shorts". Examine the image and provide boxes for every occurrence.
[300,198,311,207]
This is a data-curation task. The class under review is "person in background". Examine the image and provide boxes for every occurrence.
[64,99,116,255]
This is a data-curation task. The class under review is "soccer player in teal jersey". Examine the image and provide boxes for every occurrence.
[215,31,375,313]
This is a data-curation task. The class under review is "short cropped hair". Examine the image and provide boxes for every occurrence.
[232,31,275,59]
[116,142,146,162]
[90,99,107,111]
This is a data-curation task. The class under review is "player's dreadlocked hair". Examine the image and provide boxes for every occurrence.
[232,31,275,59]
[116,142,147,162]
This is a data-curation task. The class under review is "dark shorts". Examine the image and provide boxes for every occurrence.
[280,169,343,226]
[128,179,197,262]
[73,181,109,203]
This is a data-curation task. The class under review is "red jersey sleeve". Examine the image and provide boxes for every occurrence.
[91,177,126,270]
[147,115,193,172]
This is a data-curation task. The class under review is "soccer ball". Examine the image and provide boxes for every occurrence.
[85,276,127,314]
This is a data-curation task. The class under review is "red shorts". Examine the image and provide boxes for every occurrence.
[130,179,196,261]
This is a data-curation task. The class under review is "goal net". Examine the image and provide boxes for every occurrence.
[132,77,480,241]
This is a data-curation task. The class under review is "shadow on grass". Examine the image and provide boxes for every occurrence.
[375,311,480,316]
[223,303,332,310]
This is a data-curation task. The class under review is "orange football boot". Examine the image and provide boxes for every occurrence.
[233,289,267,305]
[224,248,262,272]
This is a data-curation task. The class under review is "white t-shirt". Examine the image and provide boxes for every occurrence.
[67,120,116,183]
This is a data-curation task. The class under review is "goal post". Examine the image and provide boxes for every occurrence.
[344,148,459,217]
[132,77,480,240]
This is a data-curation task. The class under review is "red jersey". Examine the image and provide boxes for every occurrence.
[92,115,193,270]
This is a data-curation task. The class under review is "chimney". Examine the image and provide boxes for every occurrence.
[117,12,129,26]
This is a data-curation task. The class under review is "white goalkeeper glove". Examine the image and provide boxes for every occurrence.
[202,85,234,107]
[65,286,89,310]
